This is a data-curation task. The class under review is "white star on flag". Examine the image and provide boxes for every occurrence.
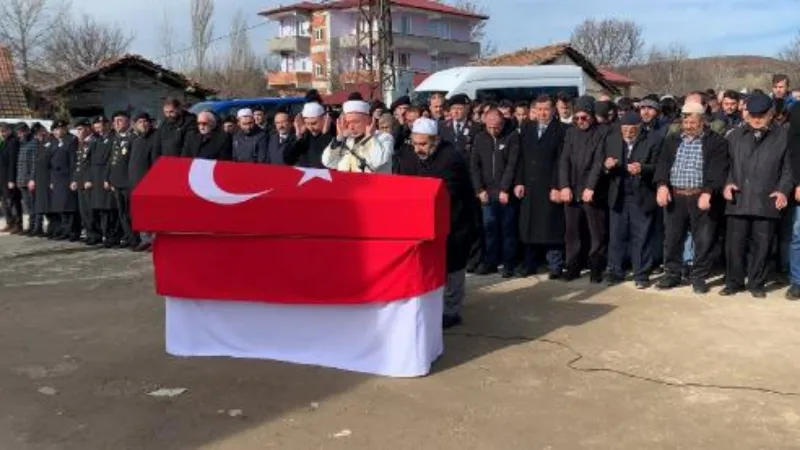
[296,167,333,186]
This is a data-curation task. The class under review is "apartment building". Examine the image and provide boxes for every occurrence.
[259,0,488,93]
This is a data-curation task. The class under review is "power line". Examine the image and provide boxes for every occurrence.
[151,20,270,62]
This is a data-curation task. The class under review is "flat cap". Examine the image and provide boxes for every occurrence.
[620,111,642,126]
[746,93,773,115]
[681,102,705,115]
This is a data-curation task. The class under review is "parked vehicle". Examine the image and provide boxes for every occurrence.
[189,97,306,121]
[411,65,586,104]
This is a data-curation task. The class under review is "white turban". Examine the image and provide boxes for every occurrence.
[236,108,253,118]
[302,102,325,118]
[342,100,370,115]
[412,118,438,136]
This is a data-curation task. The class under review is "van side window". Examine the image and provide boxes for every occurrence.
[475,86,580,103]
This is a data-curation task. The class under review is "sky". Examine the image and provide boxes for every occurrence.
[69,0,798,63]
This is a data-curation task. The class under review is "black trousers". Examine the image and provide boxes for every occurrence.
[564,202,608,274]
[59,212,80,238]
[2,187,23,227]
[664,193,717,280]
[114,189,136,244]
[45,213,61,235]
[609,197,654,281]
[725,215,777,289]
[97,209,120,243]
[79,189,100,241]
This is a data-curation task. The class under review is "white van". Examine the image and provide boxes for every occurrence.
[411,65,585,104]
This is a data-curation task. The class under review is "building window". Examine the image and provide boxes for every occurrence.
[397,52,411,69]
[314,28,324,40]
[430,55,451,72]
[429,20,450,39]
[399,16,412,34]
[314,63,324,77]
[298,54,309,72]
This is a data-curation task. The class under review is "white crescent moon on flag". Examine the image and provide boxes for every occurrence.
[188,159,271,205]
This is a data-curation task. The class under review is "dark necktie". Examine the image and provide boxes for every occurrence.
[456,123,462,135]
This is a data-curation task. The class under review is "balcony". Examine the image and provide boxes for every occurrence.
[267,35,311,54]
[267,71,313,88]
[336,33,479,57]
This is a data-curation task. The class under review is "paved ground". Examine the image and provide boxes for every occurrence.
[3,234,800,449]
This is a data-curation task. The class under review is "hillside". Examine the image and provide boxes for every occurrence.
[621,55,800,95]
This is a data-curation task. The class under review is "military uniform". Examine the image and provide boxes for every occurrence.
[48,130,79,240]
[108,129,136,247]
[74,125,100,244]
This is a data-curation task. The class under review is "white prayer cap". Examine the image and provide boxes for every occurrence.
[342,100,370,115]
[302,102,325,118]
[411,118,438,136]
[681,102,705,115]
[237,108,253,118]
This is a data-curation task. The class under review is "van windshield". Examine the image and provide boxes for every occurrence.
[475,86,580,103]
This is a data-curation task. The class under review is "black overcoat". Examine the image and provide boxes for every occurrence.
[394,141,479,273]
[516,120,567,245]
[129,129,157,190]
[89,132,117,210]
[48,137,78,213]
[32,139,52,215]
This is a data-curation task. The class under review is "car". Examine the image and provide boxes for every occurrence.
[188,97,306,123]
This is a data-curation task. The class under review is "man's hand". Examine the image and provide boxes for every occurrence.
[514,185,525,199]
[294,114,305,136]
[549,189,561,203]
[322,114,331,134]
[103,181,110,190]
[69,182,77,191]
[698,192,711,210]
[581,189,594,203]
[560,187,572,203]
[771,191,789,210]
[336,116,348,139]
[723,183,739,201]
[604,157,618,170]
[627,162,642,176]
[499,191,509,205]
[478,190,489,205]
[28,180,35,191]
[656,185,671,207]
[84,181,92,190]
[795,186,800,203]
[7,182,14,189]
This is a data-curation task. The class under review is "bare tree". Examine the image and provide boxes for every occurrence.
[157,6,177,69]
[703,58,738,92]
[636,42,698,94]
[37,14,132,82]
[778,31,800,84]
[190,0,214,73]
[0,0,67,81]
[570,18,645,67]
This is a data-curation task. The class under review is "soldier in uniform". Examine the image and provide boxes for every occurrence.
[29,123,52,237]
[48,120,80,241]
[108,111,136,248]
[73,119,100,245]
[88,115,118,248]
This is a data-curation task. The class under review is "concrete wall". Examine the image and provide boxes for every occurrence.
[551,54,607,97]
[330,10,474,46]
[277,16,310,37]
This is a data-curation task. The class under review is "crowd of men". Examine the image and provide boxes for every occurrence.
[3,73,800,329]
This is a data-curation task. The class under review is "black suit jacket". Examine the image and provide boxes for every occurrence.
[182,129,233,161]
[604,131,662,212]
[654,130,729,195]
[439,120,476,159]
[558,124,608,198]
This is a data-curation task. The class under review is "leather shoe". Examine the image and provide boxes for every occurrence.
[719,286,742,296]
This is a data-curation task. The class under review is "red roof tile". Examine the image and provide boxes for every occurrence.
[261,0,487,20]
[598,67,636,85]
[0,45,31,118]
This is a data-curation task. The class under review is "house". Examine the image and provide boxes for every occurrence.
[0,45,32,118]
[471,43,621,97]
[36,54,216,120]
[259,0,487,94]
[598,67,636,97]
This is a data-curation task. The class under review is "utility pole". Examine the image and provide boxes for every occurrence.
[355,0,396,105]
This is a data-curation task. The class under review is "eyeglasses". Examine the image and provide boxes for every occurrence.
[574,115,591,122]
[198,122,211,126]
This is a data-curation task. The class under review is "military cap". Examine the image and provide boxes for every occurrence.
[31,122,45,133]
[745,93,773,115]
[620,111,642,126]
[134,112,153,122]
[51,119,69,131]
[390,95,410,110]
[448,93,470,106]
[73,118,91,128]
[574,95,595,115]
[616,97,633,111]
[111,110,129,119]
[0,122,11,130]
[15,122,30,132]
[92,115,109,124]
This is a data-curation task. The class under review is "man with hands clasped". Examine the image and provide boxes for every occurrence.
[653,101,729,294]
[604,112,663,288]
[719,92,793,298]
[322,100,393,174]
